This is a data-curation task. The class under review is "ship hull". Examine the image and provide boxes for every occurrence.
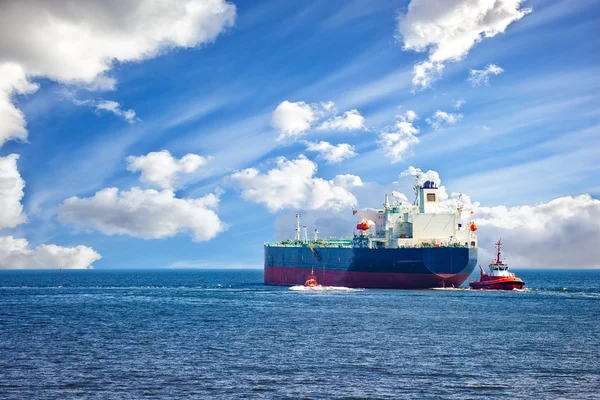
[469,278,524,290]
[264,246,477,289]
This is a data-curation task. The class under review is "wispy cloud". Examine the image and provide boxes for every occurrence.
[95,100,138,124]
[468,64,504,87]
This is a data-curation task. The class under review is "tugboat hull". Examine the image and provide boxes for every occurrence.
[469,278,524,290]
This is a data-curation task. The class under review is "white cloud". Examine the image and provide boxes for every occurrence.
[454,97,466,109]
[400,166,441,187]
[126,150,211,190]
[95,100,138,124]
[396,0,530,89]
[304,141,357,164]
[0,0,236,147]
[57,188,225,241]
[318,109,365,131]
[391,191,409,203]
[468,64,505,86]
[272,101,366,141]
[426,110,463,130]
[0,236,101,269]
[0,154,26,229]
[378,110,420,163]
[0,64,39,148]
[230,155,358,212]
[83,76,118,92]
[474,195,600,268]
[411,60,444,90]
[272,101,319,140]
[332,174,364,190]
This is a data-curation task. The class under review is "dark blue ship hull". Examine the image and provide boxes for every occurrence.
[264,246,477,289]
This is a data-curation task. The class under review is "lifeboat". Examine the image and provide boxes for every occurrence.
[304,268,319,287]
[469,239,524,290]
[356,221,370,231]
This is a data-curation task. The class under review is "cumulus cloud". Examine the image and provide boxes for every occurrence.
[318,109,366,131]
[468,64,505,86]
[230,155,358,212]
[126,150,211,190]
[426,110,463,130]
[400,166,441,187]
[0,64,39,147]
[304,141,357,164]
[95,100,138,124]
[474,195,600,268]
[272,101,365,141]
[455,97,466,109]
[332,174,364,190]
[0,0,236,146]
[396,0,530,89]
[57,188,225,241]
[0,154,26,229]
[272,101,319,140]
[378,110,420,163]
[0,236,101,269]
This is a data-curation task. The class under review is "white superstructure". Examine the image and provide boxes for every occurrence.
[353,181,477,249]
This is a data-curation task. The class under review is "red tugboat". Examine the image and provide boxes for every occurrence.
[469,239,524,290]
[304,268,319,287]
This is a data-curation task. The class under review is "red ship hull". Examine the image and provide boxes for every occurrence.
[265,266,472,289]
[469,277,524,290]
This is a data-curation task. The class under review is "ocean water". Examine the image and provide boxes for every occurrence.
[0,269,598,399]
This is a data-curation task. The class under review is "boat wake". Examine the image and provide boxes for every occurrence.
[290,285,363,292]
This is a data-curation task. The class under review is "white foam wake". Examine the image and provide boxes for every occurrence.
[289,285,363,292]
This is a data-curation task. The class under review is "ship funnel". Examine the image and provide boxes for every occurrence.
[384,193,390,208]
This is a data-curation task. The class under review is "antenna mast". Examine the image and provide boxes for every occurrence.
[495,239,502,264]
[295,213,301,241]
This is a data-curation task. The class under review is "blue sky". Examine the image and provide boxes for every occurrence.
[1,0,599,269]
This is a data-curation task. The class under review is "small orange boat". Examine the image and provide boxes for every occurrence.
[470,239,524,290]
[304,268,319,287]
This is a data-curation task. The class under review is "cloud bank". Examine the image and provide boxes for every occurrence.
[0,236,101,269]
[474,195,600,268]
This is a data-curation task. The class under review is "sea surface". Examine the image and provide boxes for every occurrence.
[0,269,598,399]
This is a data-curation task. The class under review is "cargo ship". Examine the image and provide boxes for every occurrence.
[264,181,478,289]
